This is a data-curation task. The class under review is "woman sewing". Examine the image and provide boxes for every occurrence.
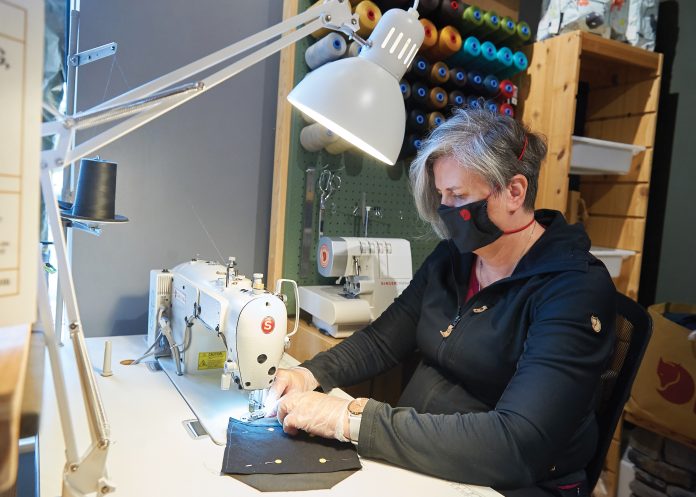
[267,109,616,496]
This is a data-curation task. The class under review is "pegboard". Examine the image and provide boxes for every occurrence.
[280,0,440,288]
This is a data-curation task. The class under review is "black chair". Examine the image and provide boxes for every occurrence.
[586,291,653,490]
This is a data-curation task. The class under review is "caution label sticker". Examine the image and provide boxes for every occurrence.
[198,351,226,370]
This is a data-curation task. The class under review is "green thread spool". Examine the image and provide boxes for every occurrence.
[459,5,483,34]
[490,16,516,43]
[471,10,500,38]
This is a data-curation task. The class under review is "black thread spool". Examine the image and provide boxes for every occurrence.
[482,74,500,97]
[407,108,428,132]
[447,67,467,89]
[434,0,464,28]
[465,95,482,110]
[417,0,441,15]
[448,90,466,109]
[401,134,424,158]
[410,81,430,108]
[465,70,485,94]
[408,55,431,80]
[399,79,412,100]
[62,158,128,223]
[375,0,410,11]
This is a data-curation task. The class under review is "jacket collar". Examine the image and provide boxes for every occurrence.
[447,210,594,293]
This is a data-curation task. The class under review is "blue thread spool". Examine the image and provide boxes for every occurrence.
[305,33,347,70]
[490,46,513,75]
[447,35,480,66]
[474,41,497,71]
[498,51,528,78]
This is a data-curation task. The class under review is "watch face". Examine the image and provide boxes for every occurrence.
[348,398,366,416]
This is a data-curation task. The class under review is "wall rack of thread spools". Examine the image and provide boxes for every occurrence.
[267,0,532,293]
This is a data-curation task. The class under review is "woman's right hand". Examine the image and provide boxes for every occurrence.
[265,367,319,416]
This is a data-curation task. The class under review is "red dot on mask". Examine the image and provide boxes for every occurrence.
[459,209,471,221]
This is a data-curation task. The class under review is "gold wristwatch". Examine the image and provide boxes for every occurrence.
[347,398,368,444]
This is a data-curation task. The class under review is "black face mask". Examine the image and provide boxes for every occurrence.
[437,199,503,253]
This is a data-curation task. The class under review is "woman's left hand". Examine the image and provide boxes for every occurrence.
[276,391,351,441]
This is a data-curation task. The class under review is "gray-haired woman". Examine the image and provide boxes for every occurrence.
[269,109,616,496]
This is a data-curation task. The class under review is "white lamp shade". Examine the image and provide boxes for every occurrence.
[288,56,405,166]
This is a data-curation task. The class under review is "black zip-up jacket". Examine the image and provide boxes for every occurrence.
[302,210,616,489]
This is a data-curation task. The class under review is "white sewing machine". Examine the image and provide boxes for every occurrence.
[299,237,412,338]
[147,257,298,413]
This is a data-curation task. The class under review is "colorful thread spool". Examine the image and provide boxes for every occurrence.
[498,79,515,100]
[354,1,381,38]
[407,108,428,132]
[429,61,450,85]
[427,111,446,129]
[300,123,338,152]
[459,5,483,33]
[489,46,513,75]
[471,10,500,38]
[510,21,531,48]
[427,25,462,61]
[419,18,438,53]
[474,41,497,70]
[490,16,516,43]
[447,67,467,89]
[305,33,347,70]
[447,35,480,66]
[498,51,528,78]
[427,87,448,110]
[499,102,515,118]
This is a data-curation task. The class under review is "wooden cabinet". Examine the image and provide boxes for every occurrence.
[286,318,406,405]
[517,31,662,300]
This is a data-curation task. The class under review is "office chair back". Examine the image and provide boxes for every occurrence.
[586,292,653,489]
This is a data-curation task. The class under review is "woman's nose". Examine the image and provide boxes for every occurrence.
[440,193,457,207]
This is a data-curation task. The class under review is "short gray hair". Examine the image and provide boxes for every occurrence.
[409,109,547,239]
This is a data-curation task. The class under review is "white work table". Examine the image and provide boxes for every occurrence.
[39,335,502,497]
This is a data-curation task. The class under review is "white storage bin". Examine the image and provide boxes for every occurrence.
[590,246,636,277]
[571,136,645,175]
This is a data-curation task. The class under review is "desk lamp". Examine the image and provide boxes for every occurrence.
[39,1,424,496]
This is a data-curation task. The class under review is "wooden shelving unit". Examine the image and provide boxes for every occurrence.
[517,31,662,301]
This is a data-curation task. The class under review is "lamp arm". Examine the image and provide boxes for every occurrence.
[41,0,359,169]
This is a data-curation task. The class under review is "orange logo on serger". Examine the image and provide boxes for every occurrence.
[656,358,695,413]
[261,316,275,334]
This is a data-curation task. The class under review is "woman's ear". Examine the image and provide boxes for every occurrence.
[506,174,528,212]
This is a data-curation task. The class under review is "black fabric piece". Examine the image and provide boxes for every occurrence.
[221,418,360,476]
[230,471,357,492]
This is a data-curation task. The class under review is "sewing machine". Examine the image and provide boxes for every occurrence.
[147,257,298,413]
[299,237,412,338]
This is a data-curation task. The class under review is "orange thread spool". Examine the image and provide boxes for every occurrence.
[419,18,438,52]
[430,25,462,60]
[354,1,382,38]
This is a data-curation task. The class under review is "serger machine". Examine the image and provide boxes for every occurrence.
[299,237,412,337]
[147,257,298,413]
